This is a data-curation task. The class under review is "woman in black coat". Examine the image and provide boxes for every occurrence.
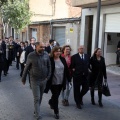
[89,48,107,107]
[44,46,71,119]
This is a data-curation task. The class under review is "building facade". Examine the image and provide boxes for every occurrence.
[4,0,81,54]
[72,0,120,65]
[19,0,81,54]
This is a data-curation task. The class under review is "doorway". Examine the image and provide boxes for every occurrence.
[84,15,93,56]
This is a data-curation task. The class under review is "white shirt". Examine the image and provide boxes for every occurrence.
[50,45,53,50]
[31,45,35,50]
[79,53,84,59]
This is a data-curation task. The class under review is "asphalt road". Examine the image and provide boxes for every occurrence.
[0,62,120,120]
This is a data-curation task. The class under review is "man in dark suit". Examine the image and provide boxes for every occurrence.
[24,37,36,63]
[45,39,55,54]
[71,45,90,109]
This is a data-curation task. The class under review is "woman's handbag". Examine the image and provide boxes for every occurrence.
[102,81,111,96]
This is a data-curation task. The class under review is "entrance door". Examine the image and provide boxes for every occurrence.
[84,15,93,56]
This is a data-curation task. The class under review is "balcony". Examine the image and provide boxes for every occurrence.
[72,0,120,8]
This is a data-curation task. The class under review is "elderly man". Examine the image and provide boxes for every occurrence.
[22,42,51,120]
[71,45,90,109]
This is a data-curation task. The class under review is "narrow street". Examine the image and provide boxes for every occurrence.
[0,62,120,120]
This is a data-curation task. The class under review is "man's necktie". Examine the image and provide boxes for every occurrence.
[81,54,84,60]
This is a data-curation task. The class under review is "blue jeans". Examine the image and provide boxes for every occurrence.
[31,80,46,119]
[61,81,72,100]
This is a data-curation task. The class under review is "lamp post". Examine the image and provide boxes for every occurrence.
[95,0,101,48]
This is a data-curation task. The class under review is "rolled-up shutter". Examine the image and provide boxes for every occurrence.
[53,27,65,47]
[105,13,120,33]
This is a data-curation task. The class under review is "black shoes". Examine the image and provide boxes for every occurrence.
[99,101,103,107]
[76,104,82,109]
[54,114,59,119]
[62,99,69,106]
[81,101,84,105]
[91,99,96,105]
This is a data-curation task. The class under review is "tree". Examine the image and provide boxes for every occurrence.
[0,0,8,7]
[1,0,32,33]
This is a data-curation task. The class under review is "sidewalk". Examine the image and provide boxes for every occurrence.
[104,65,120,108]
[107,65,120,75]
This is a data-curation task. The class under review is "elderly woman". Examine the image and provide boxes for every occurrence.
[44,46,71,119]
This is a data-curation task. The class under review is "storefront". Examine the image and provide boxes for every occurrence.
[80,3,120,65]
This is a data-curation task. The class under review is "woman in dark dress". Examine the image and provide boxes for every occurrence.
[89,48,107,107]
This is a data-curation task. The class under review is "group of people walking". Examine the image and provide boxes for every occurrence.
[0,37,107,120]
[0,36,30,82]
[0,36,20,81]
[20,39,107,120]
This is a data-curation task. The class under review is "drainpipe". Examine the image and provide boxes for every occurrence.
[95,0,101,48]
[50,20,53,39]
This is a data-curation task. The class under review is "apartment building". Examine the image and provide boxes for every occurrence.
[72,0,120,65]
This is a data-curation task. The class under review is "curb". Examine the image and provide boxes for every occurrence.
[107,69,120,76]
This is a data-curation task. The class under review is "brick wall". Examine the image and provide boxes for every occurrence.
[39,25,50,42]
[29,24,50,43]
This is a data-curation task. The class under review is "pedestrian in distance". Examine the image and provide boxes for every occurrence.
[89,48,107,107]
[14,38,21,70]
[44,46,71,119]
[8,37,15,66]
[1,38,8,76]
[24,40,29,48]
[116,40,120,66]
[18,42,25,77]
[45,39,55,55]
[21,42,51,120]
[61,45,72,106]
[71,45,90,109]
[24,37,36,88]
[0,39,4,82]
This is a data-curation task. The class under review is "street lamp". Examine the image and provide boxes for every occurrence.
[95,0,101,48]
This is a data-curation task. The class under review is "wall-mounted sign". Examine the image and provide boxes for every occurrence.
[70,28,73,33]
